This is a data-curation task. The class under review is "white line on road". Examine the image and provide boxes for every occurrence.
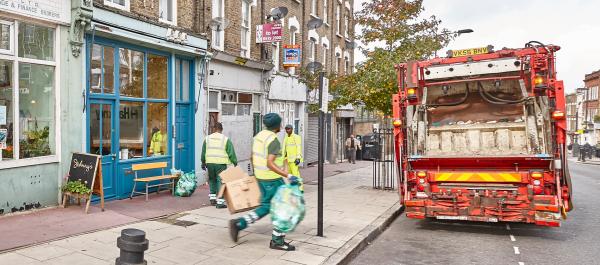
[518,262,525,265]
[514,246,520,255]
[506,224,511,230]
[510,235,516,241]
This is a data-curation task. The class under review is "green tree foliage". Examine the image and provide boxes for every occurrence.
[330,0,453,114]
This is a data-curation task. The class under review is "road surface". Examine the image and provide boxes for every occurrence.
[351,162,599,265]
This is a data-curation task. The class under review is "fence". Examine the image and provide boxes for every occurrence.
[372,128,397,190]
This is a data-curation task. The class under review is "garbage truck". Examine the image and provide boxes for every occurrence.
[392,42,573,226]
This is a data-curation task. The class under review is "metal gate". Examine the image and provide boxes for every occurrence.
[305,115,319,164]
[372,128,397,190]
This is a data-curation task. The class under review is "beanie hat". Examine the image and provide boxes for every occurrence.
[263,113,282,130]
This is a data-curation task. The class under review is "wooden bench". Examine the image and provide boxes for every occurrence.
[130,162,178,201]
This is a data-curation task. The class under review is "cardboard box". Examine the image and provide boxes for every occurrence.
[218,166,261,214]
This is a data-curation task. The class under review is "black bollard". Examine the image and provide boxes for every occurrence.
[116,228,149,265]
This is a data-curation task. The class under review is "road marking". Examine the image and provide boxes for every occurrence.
[514,246,520,255]
[510,235,516,242]
[506,224,511,230]
[518,262,525,265]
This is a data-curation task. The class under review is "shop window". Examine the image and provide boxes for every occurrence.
[147,103,168,156]
[209,91,219,110]
[147,54,168,99]
[104,0,130,11]
[252,94,261,113]
[221,91,253,116]
[18,23,54,61]
[119,48,143,97]
[0,21,56,162]
[0,60,13,160]
[119,102,143,158]
[159,0,177,25]
[90,44,115,94]
[18,63,55,158]
[0,21,13,55]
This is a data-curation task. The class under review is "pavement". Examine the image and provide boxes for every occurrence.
[0,160,403,265]
[351,161,600,265]
[568,156,600,165]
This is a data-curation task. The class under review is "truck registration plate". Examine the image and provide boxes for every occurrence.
[451,47,489,57]
[436,216,499,222]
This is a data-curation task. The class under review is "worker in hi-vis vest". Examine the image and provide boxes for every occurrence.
[229,113,300,251]
[283,124,304,192]
[201,122,237,208]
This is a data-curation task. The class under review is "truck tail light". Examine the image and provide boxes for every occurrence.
[551,110,565,120]
[531,173,544,194]
[393,119,402,127]
[416,171,427,192]
[531,172,543,179]
[407,88,417,100]
[417,171,427,178]
[534,74,545,87]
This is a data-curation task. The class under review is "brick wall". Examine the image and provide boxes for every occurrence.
[93,0,200,35]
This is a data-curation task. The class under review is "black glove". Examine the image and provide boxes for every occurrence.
[294,159,301,166]
[288,175,300,185]
[201,163,207,171]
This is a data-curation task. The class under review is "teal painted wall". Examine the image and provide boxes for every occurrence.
[0,25,85,215]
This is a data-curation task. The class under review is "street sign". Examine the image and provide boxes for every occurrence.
[283,45,301,66]
[321,77,329,112]
[256,23,282,43]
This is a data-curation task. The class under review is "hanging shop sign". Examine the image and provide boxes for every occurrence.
[256,23,282,43]
[0,0,71,24]
[283,45,301,67]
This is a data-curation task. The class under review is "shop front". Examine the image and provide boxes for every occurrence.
[86,9,208,200]
[0,1,76,214]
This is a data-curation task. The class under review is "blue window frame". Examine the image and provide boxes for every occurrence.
[86,37,172,161]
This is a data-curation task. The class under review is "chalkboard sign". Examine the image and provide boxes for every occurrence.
[64,152,104,213]
[68,153,100,189]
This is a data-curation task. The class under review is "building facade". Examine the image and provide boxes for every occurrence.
[582,70,600,146]
[566,92,577,146]
[0,0,75,215]
[0,0,210,214]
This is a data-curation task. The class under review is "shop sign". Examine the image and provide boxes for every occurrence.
[256,23,282,43]
[0,0,70,24]
[283,45,301,67]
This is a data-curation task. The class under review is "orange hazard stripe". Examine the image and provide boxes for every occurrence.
[434,172,521,183]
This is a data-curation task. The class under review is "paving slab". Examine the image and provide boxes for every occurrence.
[3,163,402,265]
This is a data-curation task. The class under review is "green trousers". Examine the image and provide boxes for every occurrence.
[236,178,286,244]
[207,163,227,197]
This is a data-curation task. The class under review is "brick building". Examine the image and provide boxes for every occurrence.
[565,92,577,146]
[582,70,600,145]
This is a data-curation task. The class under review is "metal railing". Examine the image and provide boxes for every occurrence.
[372,128,397,190]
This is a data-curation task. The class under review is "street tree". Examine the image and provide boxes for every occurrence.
[330,0,454,114]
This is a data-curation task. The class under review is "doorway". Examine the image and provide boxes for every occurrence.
[88,100,117,200]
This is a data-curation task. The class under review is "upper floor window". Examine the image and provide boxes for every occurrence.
[311,0,318,17]
[212,0,225,50]
[241,0,252,57]
[272,43,280,72]
[159,0,177,25]
[104,0,130,11]
[309,38,316,62]
[323,0,328,24]
[344,13,349,37]
[322,44,328,68]
[336,5,341,35]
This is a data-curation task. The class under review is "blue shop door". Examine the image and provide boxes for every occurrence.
[88,101,117,200]
[174,58,194,172]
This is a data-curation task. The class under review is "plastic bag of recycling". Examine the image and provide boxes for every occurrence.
[270,182,305,233]
[175,171,197,197]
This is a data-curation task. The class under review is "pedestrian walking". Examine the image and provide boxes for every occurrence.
[229,113,299,251]
[201,122,237,209]
[283,124,304,191]
[345,134,360,164]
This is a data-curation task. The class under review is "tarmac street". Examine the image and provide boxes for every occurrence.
[351,162,600,265]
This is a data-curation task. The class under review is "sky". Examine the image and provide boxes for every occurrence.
[353,0,600,92]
